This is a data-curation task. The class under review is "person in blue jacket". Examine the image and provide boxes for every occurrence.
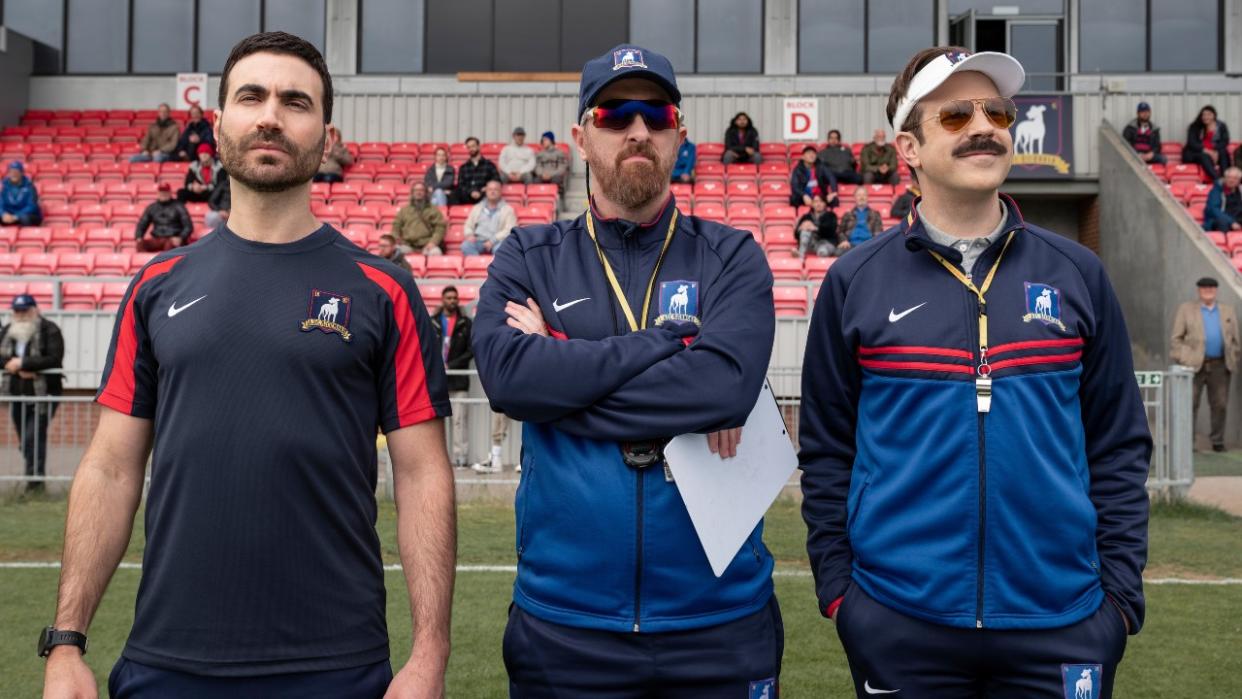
[472,45,780,698]
[1,162,42,227]
[799,46,1152,699]
[672,138,696,183]
[1202,166,1242,232]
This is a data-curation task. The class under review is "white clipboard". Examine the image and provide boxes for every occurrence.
[664,380,798,577]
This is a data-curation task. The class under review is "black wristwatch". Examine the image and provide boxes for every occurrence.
[38,627,87,658]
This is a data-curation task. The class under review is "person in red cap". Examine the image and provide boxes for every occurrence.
[135,182,192,251]
[178,142,222,203]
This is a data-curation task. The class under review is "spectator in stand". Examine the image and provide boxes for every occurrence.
[173,104,216,161]
[454,136,500,205]
[313,139,354,183]
[1,293,64,495]
[391,182,446,256]
[672,138,696,183]
[817,129,862,184]
[431,285,474,469]
[179,143,223,203]
[838,187,882,250]
[500,127,537,184]
[130,103,179,163]
[423,147,455,206]
[1203,167,1242,232]
[1124,101,1165,165]
[205,175,230,230]
[462,179,515,255]
[534,131,570,192]
[789,145,839,208]
[1,162,41,226]
[1183,105,1231,181]
[888,182,920,221]
[722,112,761,164]
[376,233,412,273]
[135,183,192,251]
[796,194,839,258]
[861,127,900,185]
[1171,277,1241,452]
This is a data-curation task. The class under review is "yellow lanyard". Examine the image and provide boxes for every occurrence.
[927,231,1015,412]
[584,209,679,332]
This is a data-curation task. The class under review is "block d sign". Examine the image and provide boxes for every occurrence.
[783,98,819,141]
[176,73,208,110]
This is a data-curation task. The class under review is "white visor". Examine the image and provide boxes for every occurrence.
[890,51,1026,132]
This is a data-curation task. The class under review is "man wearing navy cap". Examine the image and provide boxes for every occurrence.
[1123,101,1165,164]
[0,294,64,495]
[473,45,781,697]
[1,161,43,226]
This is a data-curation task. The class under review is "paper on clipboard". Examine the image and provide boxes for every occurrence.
[664,380,798,577]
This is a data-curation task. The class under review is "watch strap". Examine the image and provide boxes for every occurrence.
[40,627,87,657]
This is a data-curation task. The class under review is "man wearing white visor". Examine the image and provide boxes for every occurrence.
[799,47,1151,698]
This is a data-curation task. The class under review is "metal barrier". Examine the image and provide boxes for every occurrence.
[1140,367,1195,497]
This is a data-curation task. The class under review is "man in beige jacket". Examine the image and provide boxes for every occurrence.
[130,103,180,163]
[461,180,516,255]
[1171,277,1241,451]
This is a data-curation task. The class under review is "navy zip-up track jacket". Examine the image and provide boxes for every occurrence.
[472,197,777,632]
[799,196,1152,632]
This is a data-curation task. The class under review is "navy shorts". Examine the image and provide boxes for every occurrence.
[107,655,393,699]
[503,596,784,699]
[834,583,1128,699]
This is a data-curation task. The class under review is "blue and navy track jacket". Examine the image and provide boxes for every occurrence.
[799,196,1153,633]
[472,197,776,633]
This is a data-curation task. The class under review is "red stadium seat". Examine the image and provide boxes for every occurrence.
[61,281,102,310]
[456,285,479,306]
[426,255,464,279]
[804,256,836,280]
[0,226,15,251]
[764,225,797,253]
[20,252,58,275]
[698,143,725,158]
[361,182,398,206]
[417,282,446,312]
[101,282,130,311]
[14,226,52,253]
[48,227,85,253]
[1226,232,1242,255]
[693,203,726,221]
[93,251,133,276]
[0,253,22,274]
[109,204,144,227]
[768,254,804,280]
[340,228,368,248]
[27,281,54,308]
[462,255,493,280]
[405,254,427,278]
[758,181,789,204]
[328,182,362,206]
[773,285,809,316]
[697,162,725,177]
[0,280,27,301]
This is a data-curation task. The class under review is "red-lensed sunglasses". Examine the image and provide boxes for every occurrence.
[582,99,682,131]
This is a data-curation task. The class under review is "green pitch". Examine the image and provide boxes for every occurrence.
[1,498,1240,698]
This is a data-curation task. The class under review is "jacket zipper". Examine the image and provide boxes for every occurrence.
[621,227,645,634]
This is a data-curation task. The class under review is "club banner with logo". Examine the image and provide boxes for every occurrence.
[1007,94,1074,179]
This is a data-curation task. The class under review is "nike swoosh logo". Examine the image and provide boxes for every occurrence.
[888,302,927,323]
[552,297,590,313]
[864,680,901,694]
[168,295,207,318]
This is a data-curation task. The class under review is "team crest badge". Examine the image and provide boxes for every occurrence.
[654,280,701,327]
[748,677,776,699]
[1061,664,1101,699]
[613,48,647,71]
[1022,282,1067,332]
[301,289,352,341]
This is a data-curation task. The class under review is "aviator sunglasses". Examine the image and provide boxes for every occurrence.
[583,99,683,131]
[916,97,1018,132]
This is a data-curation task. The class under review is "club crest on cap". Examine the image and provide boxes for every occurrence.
[613,48,647,71]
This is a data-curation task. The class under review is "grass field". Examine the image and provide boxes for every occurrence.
[2,496,1241,698]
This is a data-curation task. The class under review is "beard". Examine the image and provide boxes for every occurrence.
[585,137,673,211]
[218,127,325,193]
[7,319,37,343]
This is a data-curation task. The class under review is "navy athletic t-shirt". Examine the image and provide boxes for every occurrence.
[96,223,451,676]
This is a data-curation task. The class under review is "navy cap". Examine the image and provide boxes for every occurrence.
[1137,101,1151,112]
[1197,277,1219,288]
[11,294,36,310]
[578,45,681,120]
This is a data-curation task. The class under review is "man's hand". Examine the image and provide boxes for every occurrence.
[745,147,756,156]
[482,241,493,253]
[1,213,16,224]
[42,646,97,699]
[1141,151,1154,162]
[470,190,482,200]
[707,427,742,459]
[5,357,22,373]
[384,651,447,699]
[680,174,692,183]
[506,298,549,337]
[837,240,852,251]
[1232,222,1241,231]
[1207,149,1219,162]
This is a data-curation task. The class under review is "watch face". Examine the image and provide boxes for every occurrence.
[38,626,52,656]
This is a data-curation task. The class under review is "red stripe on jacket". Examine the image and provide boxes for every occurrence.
[987,351,1084,372]
[858,358,975,374]
[358,262,439,427]
[989,337,1084,356]
[858,345,973,359]
[98,256,183,415]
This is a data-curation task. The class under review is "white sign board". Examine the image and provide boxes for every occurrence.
[783,98,819,142]
[175,73,208,110]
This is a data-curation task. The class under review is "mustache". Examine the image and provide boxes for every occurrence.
[239,130,294,153]
[615,142,660,169]
[953,137,1008,157]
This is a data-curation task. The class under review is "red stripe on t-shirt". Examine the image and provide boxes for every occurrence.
[989,337,1084,356]
[858,358,975,374]
[98,256,183,415]
[548,326,568,341]
[987,351,1083,372]
[858,345,973,359]
[357,262,437,427]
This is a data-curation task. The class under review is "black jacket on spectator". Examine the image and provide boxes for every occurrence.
[1122,119,1162,156]
[454,157,500,203]
[723,124,760,161]
[174,120,216,160]
[0,317,64,397]
[136,199,193,243]
[1183,121,1231,170]
[889,190,916,220]
[816,145,857,175]
[797,210,838,246]
[789,162,839,206]
[432,308,473,392]
[424,164,455,193]
[208,177,231,213]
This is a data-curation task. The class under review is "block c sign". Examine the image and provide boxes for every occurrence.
[176,73,208,110]
[783,98,819,141]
